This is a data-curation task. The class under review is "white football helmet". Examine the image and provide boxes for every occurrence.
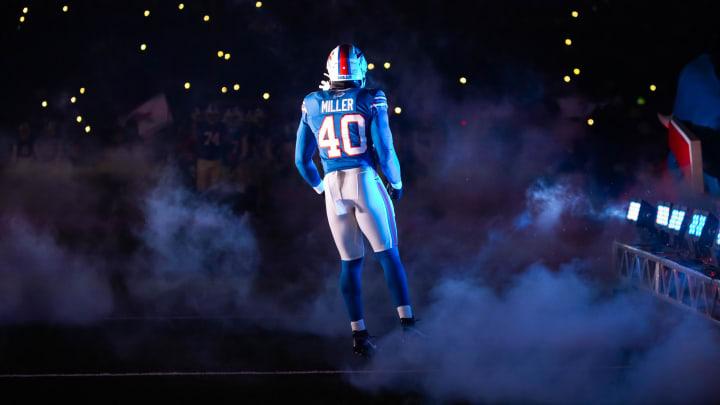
[326,44,368,87]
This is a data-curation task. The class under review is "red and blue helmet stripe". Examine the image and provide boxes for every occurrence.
[327,44,368,85]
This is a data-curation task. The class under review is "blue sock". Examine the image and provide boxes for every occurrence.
[340,257,364,322]
[375,247,410,307]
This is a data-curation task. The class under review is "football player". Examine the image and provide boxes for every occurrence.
[295,44,417,357]
[195,105,227,191]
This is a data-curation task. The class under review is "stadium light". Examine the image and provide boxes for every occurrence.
[62,5,68,13]
[625,200,670,250]
[627,201,641,221]
[79,87,86,94]
[70,96,77,103]
[221,86,228,94]
[563,75,571,83]
[625,199,672,250]
[184,82,191,89]
[688,212,708,238]
[178,3,185,10]
[76,115,83,123]
[571,11,579,18]
[368,63,375,70]
[651,202,688,250]
[140,43,147,51]
[203,15,210,22]
[144,10,150,17]
[573,68,581,75]
[565,38,572,46]
[627,200,656,228]
[263,92,270,100]
[394,107,402,114]
[23,7,28,14]
[256,1,263,7]
[233,84,240,91]
[650,84,657,92]
[224,53,231,60]
[587,118,595,126]
[459,77,467,84]
[217,51,224,58]
[85,125,91,133]
[41,100,48,108]
[686,210,719,258]
[19,16,25,23]
[687,210,718,244]
[667,206,688,234]
[384,62,391,69]
[655,202,671,228]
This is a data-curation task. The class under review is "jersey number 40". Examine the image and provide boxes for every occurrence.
[318,114,366,158]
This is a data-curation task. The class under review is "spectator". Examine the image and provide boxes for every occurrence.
[222,107,250,191]
[195,105,227,191]
[191,107,204,126]
[246,107,271,162]
[34,120,66,164]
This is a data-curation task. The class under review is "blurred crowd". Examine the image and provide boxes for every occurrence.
[177,104,290,193]
[0,98,436,217]
[0,103,295,193]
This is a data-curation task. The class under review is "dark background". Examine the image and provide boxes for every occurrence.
[2,0,719,187]
[2,1,718,128]
[2,1,720,403]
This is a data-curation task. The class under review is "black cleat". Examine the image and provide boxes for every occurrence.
[352,330,377,357]
[400,317,426,338]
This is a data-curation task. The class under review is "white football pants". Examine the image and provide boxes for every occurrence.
[323,167,398,261]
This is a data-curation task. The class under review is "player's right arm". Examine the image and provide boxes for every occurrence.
[295,101,324,194]
[370,91,402,196]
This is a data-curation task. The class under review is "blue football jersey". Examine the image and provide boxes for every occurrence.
[300,88,388,174]
[196,121,227,161]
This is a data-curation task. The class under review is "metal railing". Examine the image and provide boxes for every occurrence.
[613,241,720,323]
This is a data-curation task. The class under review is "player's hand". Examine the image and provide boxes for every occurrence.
[319,72,331,91]
[386,182,402,200]
[313,181,325,195]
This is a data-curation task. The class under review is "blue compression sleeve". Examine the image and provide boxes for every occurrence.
[295,117,322,188]
[375,247,410,307]
[370,108,402,186]
[340,258,364,322]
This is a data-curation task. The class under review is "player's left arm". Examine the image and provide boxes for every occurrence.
[370,91,403,199]
[295,114,324,194]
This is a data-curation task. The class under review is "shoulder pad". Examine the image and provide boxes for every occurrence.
[371,89,388,110]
